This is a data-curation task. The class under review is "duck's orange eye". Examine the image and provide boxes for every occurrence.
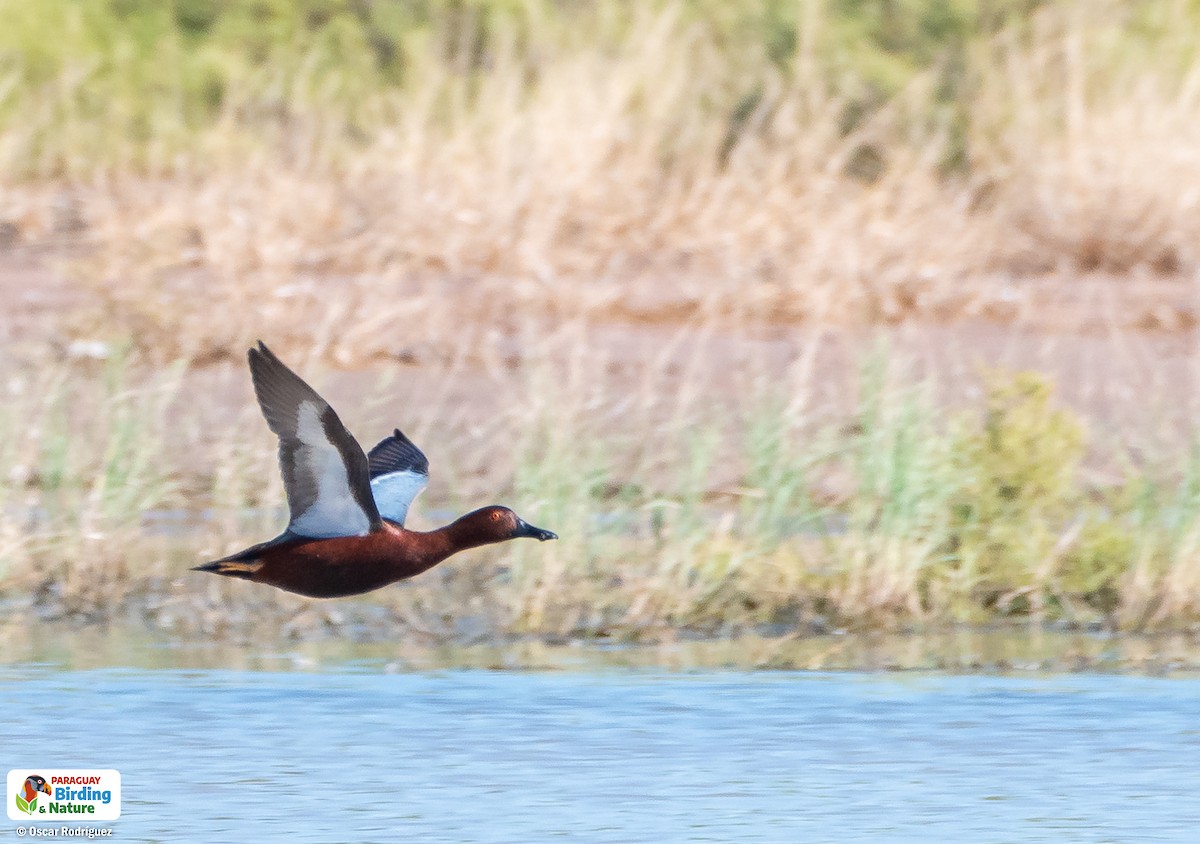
[490,511,502,521]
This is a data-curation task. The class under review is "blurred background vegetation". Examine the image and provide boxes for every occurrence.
[1,0,1191,176]
[0,1,1197,639]
[4,0,1199,330]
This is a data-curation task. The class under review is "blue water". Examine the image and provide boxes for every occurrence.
[2,661,1198,842]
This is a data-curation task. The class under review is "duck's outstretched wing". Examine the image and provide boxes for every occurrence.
[248,341,382,538]
[367,428,429,526]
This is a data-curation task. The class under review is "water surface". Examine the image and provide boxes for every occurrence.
[2,637,1198,842]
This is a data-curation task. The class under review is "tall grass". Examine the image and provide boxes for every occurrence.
[0,0,1037,177]
[0,2,1196,364]
[971,2,1200,273]
[0,351,183,606]
[0,341,1196,634]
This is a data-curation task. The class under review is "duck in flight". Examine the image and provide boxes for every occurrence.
[193,342,556,598]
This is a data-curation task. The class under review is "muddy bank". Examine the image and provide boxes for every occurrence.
[5,609,1200,675]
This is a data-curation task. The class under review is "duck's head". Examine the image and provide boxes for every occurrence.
[463,506,558,544]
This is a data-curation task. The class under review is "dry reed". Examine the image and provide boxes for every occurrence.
[0,2,1193,366]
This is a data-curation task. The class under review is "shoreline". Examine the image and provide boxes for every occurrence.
[5,594,1200,675]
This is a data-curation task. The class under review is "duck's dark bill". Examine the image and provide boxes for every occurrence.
[515,520,558,541]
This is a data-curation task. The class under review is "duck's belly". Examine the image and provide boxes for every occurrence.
[252,536,426,599]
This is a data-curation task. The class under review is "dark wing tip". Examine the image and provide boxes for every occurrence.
[368,427,430,479]
[249,340,281,368]
[245,342,333,440]
[247,344,270,381]
[247,341,304,391]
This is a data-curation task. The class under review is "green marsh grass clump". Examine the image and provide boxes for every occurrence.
[939,370,1088,618]
[934,373,1200,627]
[794,367,1197,629]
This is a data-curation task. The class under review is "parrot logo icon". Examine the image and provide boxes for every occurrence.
[14,774,50,815]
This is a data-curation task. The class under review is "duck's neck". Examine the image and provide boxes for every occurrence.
[407,514,501,567]
[443,512,505,552]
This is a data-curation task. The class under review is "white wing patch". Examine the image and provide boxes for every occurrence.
[370,470,428,526]
[288,401,373,538]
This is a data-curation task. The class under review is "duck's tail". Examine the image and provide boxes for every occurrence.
[192,558,262,581]
[192,544,268,581]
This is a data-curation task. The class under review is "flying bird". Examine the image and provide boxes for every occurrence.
[194,342,556,598]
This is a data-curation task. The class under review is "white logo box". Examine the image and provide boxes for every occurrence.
[7,770,121,822]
